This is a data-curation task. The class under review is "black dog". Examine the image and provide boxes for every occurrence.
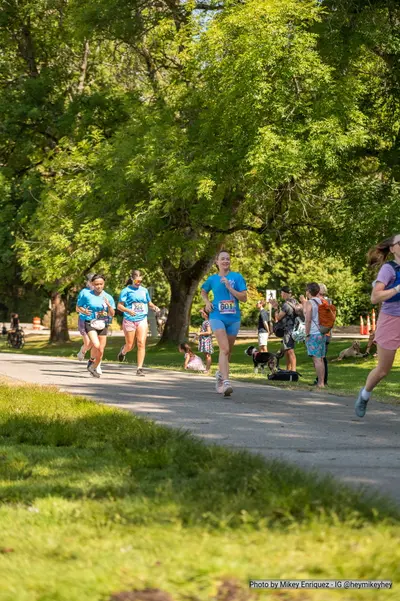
[244,346,284,374]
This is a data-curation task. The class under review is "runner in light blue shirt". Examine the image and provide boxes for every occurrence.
[75,274,94,365]
[117,269,159,377]
[201,250,247,397]
[76,274,116,378]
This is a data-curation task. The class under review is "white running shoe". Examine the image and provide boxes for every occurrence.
[96,364,103,375]
[222,380,233,397]
[77,346,85,361]
[89,366,100,378]
[215,370,224,394]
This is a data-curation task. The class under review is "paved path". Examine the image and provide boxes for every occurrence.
[0,353,399,504]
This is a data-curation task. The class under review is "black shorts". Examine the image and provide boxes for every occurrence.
[84,321,108,336]
[283,331,295,350]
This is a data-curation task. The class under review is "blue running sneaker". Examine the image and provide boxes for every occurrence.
[355,389,369,418]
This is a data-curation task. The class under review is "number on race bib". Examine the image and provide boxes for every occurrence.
[132,303,144,312]
[218,300,236,314]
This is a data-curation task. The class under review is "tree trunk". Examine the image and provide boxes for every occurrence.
[160,244,223,344]
[160,275,199,344]
[50,291,70,343]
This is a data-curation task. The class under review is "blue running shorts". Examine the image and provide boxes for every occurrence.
[209,319,241,337]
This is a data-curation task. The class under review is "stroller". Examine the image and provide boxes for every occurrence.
[7,327,25,349]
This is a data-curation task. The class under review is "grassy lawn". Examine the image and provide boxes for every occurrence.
[1,334,399,404]
[0,381,399,601]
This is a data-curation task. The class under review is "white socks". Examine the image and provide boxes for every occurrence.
[361,388,371,401]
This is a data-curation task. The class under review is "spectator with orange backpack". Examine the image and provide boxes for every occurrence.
[304,282,337,388]
[315,283,335,385]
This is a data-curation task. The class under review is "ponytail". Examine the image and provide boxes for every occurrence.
[179,342,194,356]
[367,234,400,268]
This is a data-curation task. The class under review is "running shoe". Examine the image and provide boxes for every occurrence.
[117,346,126,362]
[77,346,85,361]
[215,370,224,394]
[136,368,145,377]
[223,380,233,397]
[89,365,100,378]
[96,364,103,375]
[355,389,369,418]
[87,358,95,371]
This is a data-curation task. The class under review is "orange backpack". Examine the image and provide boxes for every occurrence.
[312,298,337,334]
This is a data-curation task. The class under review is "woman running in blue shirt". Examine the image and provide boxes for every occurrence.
[76,274,116,378]
[76,273,94,364]
[201,250,247,396]
[117,269,159,377]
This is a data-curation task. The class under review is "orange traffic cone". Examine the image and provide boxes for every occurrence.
[372,309,376,332]
[360,315,364,335]
[366,314,371,335]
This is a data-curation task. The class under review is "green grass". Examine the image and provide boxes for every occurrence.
[0,382,399,600]
[1,334,399,404]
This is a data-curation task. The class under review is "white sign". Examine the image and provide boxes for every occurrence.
[266,289,277,301]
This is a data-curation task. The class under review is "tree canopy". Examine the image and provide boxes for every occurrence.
[1,0,399,338]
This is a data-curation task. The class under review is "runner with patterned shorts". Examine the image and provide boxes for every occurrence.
[117,269,159,377]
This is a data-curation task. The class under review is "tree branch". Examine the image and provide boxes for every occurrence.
[77,40,90,95]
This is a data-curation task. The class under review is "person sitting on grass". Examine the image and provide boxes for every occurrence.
[179,342,206,372]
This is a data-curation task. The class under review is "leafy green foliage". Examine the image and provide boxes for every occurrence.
[1,0,400,332]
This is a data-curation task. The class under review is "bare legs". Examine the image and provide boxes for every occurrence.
[285,348,297,372]
[80,331,92,356]
[213,329,237,381]
[204,352,212,373]
[87,331,107,368]
[313,357,325,387]
[365,345,396,392]
[122,321,148,369]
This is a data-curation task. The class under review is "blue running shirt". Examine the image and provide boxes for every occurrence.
[201,272,247,323]
[118,286,151,322]
[77,287,91,323]
[77,290,116,322]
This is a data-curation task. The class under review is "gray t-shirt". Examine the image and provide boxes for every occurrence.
[281,299,297,333]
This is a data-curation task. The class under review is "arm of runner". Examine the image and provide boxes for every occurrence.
[76,304,91,316]
[183,354,190,369]
[148,302,159,312]
[220,275,248,302]
[371,281,400,304]
[103,296,116,317]
[200,288,213,314]
[117,302,136,316]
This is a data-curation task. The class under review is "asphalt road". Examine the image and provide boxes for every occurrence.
[0,352,399,504]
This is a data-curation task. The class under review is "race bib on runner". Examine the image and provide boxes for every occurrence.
[132,303,144,313]
[218,300,236,314]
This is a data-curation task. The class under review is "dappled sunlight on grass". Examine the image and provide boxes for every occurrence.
[0,379,399,600]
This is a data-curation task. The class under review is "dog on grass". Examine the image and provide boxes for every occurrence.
[245,346,284,374]
[331,340,366,362]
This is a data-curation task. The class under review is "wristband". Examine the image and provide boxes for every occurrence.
[395,284,400,294]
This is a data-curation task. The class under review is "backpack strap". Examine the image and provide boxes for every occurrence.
[310,298,321,329]
[388,261,400,272]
